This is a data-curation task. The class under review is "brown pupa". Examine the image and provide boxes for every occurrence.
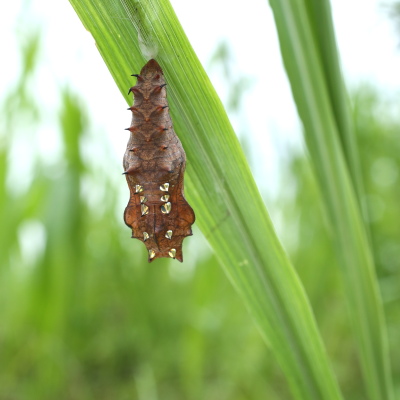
[123,59,195,262]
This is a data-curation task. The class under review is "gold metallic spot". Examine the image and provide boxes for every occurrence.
[135,185,143,193]
[149,249,155,259]
[168,248,176,258]
[143,232,149,241]
[141,204,149,216]
[165,230,172,240]
[160,202,171,214]
[140,196,147,203]
[160,183,169,192]
[160,194,170,202]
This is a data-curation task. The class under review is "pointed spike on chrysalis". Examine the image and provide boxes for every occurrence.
[125,126,139,133]
[155,105,168,114]
[130,87,141,95]
[160,164,173,173]
[153,83,167,94]
[131,74,143,81]
[122,165,137,175]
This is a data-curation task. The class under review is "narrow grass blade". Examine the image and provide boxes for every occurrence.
[303,0,369,224]
[268,1,393,399]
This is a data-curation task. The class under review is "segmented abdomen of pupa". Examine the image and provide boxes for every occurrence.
[123,59,195,262]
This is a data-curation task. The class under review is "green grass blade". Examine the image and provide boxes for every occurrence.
[268,1,393,399]
[67,1,343,399]
[303,0,368,222]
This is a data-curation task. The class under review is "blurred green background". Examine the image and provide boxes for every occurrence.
[1,1,400,399]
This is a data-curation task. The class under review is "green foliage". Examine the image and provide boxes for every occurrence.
[278,86,400,399]
[268,1,393,399]
[67,1,343,399]
[1,1,399,400]
[0,38,279,399]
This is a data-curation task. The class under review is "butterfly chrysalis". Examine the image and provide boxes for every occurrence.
[123,59,195,262]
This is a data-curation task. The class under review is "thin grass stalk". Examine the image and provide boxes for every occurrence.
[267,1,393,399]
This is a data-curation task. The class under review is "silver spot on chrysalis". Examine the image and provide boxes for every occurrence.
[168,248,176,258]
[135,185,144,193]
[161,202,171,214]
[160,183,169,192]
[141,204,149,215]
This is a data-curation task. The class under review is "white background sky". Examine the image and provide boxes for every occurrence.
[1,0,400,197]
